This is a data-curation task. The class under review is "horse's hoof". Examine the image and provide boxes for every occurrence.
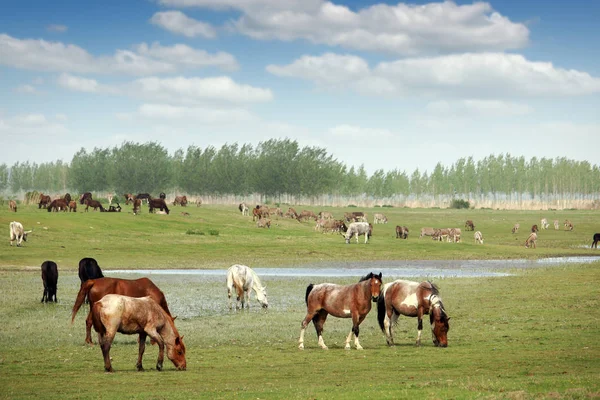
[298,344,304,350]
[356,346,363,350]
[156,363,163,371]
[137,365,144,372]
[105,367,114,373]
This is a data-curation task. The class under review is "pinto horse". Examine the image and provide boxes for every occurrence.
[377,280,449,347]
[72,277,172,345]
[41,261,58,303]
[91,294,186,372]
[299,272,382,350]
[226,264,268,310]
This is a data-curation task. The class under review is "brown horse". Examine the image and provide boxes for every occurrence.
[377,280,449,347]
[91,294,186,372]
[72,277,172,344]
[298,272,382,350]
[592,233,600,249]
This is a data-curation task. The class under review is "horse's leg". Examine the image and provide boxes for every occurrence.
[145,329,165,370]
[416,307,424,346]
[245,287,252,310]
[347,313,366,350]
[41,286,47,303]
[298,310,319,350]
[136,332,147,371]
[383,308,396,346]
[99,331,116,372]
[85,311,94,345]
[235,285,243,310]
[314,310,329,350]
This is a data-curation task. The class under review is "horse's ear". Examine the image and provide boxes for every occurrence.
[378,272,382,280]
[173,315,177,320]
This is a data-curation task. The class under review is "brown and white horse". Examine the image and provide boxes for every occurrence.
[226,264,268,310]
[377,280,449,347]
[91,294,186,372]
[299,272,382,350]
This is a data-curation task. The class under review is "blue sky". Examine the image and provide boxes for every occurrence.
[1,0,598,174]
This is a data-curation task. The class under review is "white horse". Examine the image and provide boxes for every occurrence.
[226,264,268,310]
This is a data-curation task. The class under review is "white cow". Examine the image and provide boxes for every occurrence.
[9,221,32,247]
[344,222,372,244]
[474,231,484,244]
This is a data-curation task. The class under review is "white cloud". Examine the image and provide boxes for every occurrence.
[47,24,68,33]
[0,113,69,138]
[58,73,99,93]
[14,84,37,94]
[150,11,217,38]
[0,34,236,75]
[268,52,600,98]
[135,103,257,124]
[426,99,533,117]
[159,0,528,55]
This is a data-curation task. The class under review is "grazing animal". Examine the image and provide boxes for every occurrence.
[344,211,366,223]
[136,193,151,204]
[564,219,574,231]
[84,199,105,212]
[133,198,142,215]
[41,261,58,303]
[396,225,409,239]
[525,232,537,248]
[79,192,92,205]
[299,272,383,350]
[474,231,484,244]
[9,200,17,212]
[256,218,271,228]
[541,218,549,230]
[554,220,559,230]
[107,203,121,212]
[318,211,334,220]
[531,224,538,233]
[124,193,134,205]
[181,212,190,217]
[512,223,520,234]
[90,294,186,372]
[48,198,69,212]
[69,201,77,212]
[148,198,170,214]
[420,227,435,238]
[173,196,188,206]
[239,202,249,216]
[448,228,462,243]
[72,277,172,345]
[226,264,268,310]
[297,210,318,222]
[38,194,52,209]
[373,213,388,224]
[377,280,449,347]
[286,207,299,219]
[344,222,373,244]
[9,221,32,246]
[592,233,600,249]
[465,220,475,231]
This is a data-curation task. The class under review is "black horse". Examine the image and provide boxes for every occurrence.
[41,261,58,303]
[78,258,104,303]
[592,233,600,249]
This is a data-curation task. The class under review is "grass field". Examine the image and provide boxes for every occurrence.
[0,204,599,399]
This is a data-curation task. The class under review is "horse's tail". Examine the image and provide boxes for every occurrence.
[71,280,95,324]
[377,291,387,332]
[305,284,314,305]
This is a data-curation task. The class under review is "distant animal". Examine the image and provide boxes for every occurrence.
[512,223,520,234]
[226,264,268,310]
[297,210,318,222]
[420,227,435,238]
[474,231,483,244]
[72,277,173,345]
[90,294,186,372]
[48,198,69,212]
[318,219,347,234]
[238,202,249,216]
[531,224,538,233]
[396,225,409,239]
[9,200,17,212]
[299,272,382,350]
[377,280,449,347]
[107,193,114,205]
[79,192,92,205]
[132,198,141,215]
[78,257,104,285]
[592,233,600,249]
[465,220,475,231]
[181,212,190,217]
[38,194,52,209]
[85,199,105,212]
[196,198,202,207]
[63,193,72,204]
[136,193,151,204]
[69,201,77,212]
[344,222,373,244]
[124,193,134,205]
[373,213,388,224]
[9,221,32,246]
[344,211,367,223]
[448,228,462,243]
[525,232,537,248]
[541,218,549,230]
[564,220,574,231]
[252,205,268,221]
[286,207,299,219]
[173,196,187,206]
[159,192,166,199]
[40,261,59,303]
[107,203,121,212]
[148,198,170,214]
[554,220,559,230]
[256,218,271,228]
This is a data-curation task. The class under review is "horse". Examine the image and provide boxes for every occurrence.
[72,277,172,345]
[41,261,58,303]
[592,233,600,249]
[298,272,382,350]
[525,232,537,248]
[90,294,186,372]
[79,192,92,205]
[226,264,268,310]
[465,220,475,231]
[78,257,104,284]
[377,280,449,347]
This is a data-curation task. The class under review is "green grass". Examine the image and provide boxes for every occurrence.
[0,204,599,398]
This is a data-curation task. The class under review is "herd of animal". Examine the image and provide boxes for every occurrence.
[35,258,449,373]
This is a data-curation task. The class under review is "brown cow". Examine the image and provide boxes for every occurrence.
[69,201,77,212]
[465,220,474,231]
[38,194,52,209]
[9,200,17,212]
[84,199,105,212]
[149,198,170,214]
[173,196,188,206]
[48,198,69,212]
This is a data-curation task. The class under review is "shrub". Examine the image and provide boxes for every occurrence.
[382,204,394,208]
[347,204,357,208]
[186,229,205,235]
[450,199,470,209]
[208,229,220,236]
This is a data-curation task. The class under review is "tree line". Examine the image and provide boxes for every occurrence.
[1,140,598,200]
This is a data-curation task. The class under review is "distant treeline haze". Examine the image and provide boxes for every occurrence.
[1,140,598,208]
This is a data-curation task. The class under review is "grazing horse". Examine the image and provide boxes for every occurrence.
[136,193,151,204]
[525,232,537,248]
[226,264,268,310]
[512,223,520,234]
[474,230,484,244]
[173,196,187,206]
[38,194,52,209]
[554,220,560,230]
[465,220,475,231]
[564,219,574,231]
[91,294,186,372]
[47,198,68,212]
[133,198,142,215]
[84,199,105,212]
[69,201,77,212]
[592,233,600,249]
[540,218,549,230]
[9,200,17,212]
[72,277,172,345]
[299,272,383,350]
[41,261,58,303]
[344,222,372,244]
[124,193,134,205]
[396,225,409,239]
[377,280,449,347]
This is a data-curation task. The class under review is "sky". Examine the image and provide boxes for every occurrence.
[1,0,599,174]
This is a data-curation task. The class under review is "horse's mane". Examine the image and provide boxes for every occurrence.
[249,268,265,292]
[420,280,439,295]
[359,272,375,282]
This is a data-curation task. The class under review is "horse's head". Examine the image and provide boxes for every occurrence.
[430,296,450,347]
[364,272,383,302]
[257,286,269,309]
[23,230,33,242]
[167,334,187,371]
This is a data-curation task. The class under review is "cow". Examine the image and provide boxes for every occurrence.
[474,231,484,244]
[136,193,151,204]
[38,194,52,209]
[239,202,249,216]
[344,222,373,244]
[297,210,318,222]
[395,225,409,239]
[564,220,574,231]
[9,221,32,246]
[540,218,549,230]
[148,198,170,214]
[48,198,69,212]
[41,261,59,303]
[84,199,105,212]
[512,223,520,234]
[79,192,92,205]
[69,201,77,212]
[531,224,538,233]
[465,220,475,231]
[420,227,435,238]
[9,200,17,212]
[373,213,388,224]
[107,203,121,212]
[525,232,537,248]
[554,220,559,230]
[318,211,334,220]
[256,219,271,229]
[132,198,142,215]
[173,196,188,206]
